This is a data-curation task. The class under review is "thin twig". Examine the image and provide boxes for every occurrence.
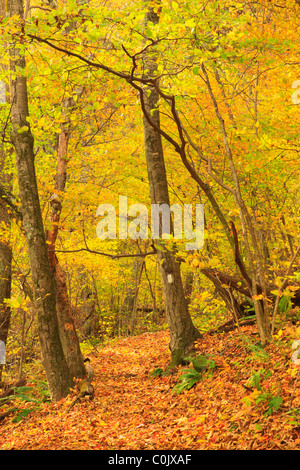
[290,367,300,410]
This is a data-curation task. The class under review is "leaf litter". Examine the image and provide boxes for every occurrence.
[1,324,300,450]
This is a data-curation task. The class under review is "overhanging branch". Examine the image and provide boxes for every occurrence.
[52,247,156,259]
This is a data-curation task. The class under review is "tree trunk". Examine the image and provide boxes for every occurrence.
[42,0,86,380]
[120,257,144,334]
[45,93,86,380]
[142,6,200,367]
[201,63,270,345]
[8,0,74,400]
[184,271,194,306]
[0,197,12,382]
[0,11,12,382]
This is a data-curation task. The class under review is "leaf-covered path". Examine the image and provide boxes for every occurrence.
[1,325,300,450]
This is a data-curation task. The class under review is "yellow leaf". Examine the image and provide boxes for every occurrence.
[98,419,108,426]
[11,298,21,309]
[208,257,220,267]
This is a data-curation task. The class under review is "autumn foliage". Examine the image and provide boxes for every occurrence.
[1,323,300,450]
[0,0,300,450]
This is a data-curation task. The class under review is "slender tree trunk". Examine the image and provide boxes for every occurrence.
[142,6,200,366]
[42,0,86,379]
[0,198,12,382]
[184,271,194,306]
[0,20,12,382]
[45,93,86,380]
[0,160,12,383]
[201,63,270,345]
[0,0,13,384]
[130,259,144,334]
[8,0,74,400]
[120,257,144,334]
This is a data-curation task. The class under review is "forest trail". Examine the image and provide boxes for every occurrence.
[1,325,300,450]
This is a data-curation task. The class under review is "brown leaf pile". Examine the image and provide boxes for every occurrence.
[1,324,300,450]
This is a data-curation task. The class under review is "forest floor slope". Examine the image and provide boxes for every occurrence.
[1,324,300,450]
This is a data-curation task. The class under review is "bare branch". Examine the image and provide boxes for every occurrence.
[52,246,156,259]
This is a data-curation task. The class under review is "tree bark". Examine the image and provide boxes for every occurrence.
[121,257,144,334]
[184,271,194,306]
[45,93,86,380]
[0,195,12,382]
[142,5,200,366]
[0,10,12,382]
[42,0,86,380]
[8,0,74,400]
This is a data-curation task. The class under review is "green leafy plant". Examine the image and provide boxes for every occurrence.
[278,295,292,315]
[172,355,216,394]
[0,384,47,423]
[35,379,51,402]
[245,369,282,416]
[244,337,270,362]
[246,369,272,391]
[12,408,36,423]
[13,386,41,403]
[256,393,283,417]
[184,355,216,374]
[173,368,202,394]
[149,367,164,378]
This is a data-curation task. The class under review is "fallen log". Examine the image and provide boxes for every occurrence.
[0,407,18,422]
[0,377,26,399]
[206,317,256,335]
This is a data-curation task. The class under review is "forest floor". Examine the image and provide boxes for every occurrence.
[1,322,300,450]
